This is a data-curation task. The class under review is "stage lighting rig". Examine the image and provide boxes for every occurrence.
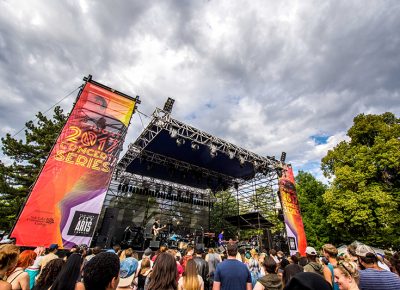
[209,143,218,158]
[163,97,175,113]
[239,155,246,167]
[228,150,235,159]
[170,128,178,138]
[176,138,185,146]
[191,142,200,150]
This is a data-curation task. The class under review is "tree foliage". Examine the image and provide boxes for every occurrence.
[295,171,334,249]
[321,112,400,248]
[0,106,67,231]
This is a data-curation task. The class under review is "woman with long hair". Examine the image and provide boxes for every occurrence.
[50,253,83,290]
[137,258,151,290]
[333,261,359,290]
[6,250,36,290]
[178,259,203,290]
[0,244,20,290]
[32,259,64,290]
[146,252,177,290]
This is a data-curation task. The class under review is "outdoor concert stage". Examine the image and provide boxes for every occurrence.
[93,99,286,251]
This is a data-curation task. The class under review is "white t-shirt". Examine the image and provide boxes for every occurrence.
[178,275,204,290]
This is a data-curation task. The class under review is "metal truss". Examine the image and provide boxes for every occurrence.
[118,107,284,174]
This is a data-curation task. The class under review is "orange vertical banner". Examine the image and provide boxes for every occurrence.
[278,165,307,255]
[11,79,137,248]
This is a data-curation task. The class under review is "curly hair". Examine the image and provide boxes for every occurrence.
[34,258,65,290]
[83,252,120,290]
[147,252,177,290]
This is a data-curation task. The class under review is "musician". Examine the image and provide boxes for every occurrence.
[152,219,160,241]
[218,230,224,246]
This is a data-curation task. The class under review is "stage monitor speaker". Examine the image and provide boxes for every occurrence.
[149,241,160,249]
[98,207,119,248]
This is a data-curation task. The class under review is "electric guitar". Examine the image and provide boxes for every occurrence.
[153,225,167,237]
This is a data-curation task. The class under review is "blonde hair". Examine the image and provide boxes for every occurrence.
[323,244,338,257]
[336,261,359,284]
[183,259,200,290]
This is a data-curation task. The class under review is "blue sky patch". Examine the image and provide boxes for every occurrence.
[311,135,329,145]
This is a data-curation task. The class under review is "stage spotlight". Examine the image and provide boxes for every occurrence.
[170,128,178,138]
[163,97,175,113]
[209,143,218,157]
[239,155,246,166]
[176,138,185,146]
[280,152,287,163]
[228,150,235,159]
[253,160,259,170]
[191,142,199,150]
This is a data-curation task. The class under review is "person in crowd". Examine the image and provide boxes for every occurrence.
[83,252,120,290]
[32,259,64,290]
[181,247,194,271]
[346,244,358,263]
[6,250,36,290]
[113,245,122,258]
[277,257,289,280]
[376,253,390,271]
[26,247,45,289]
[178,259,204,290]
[389,251,400,276]
[192,247,209,290]
[283,272,332,290]
[246,249,261,288]
[50,253,84,290]
[355,244,400,290]
[213,243,252,290]
[322,244,339,290]
[84,246,101,263]
[303,247,323,275]
[282,255,303,286]
[0,244,20,290]
[205,248,221,289]
[269,250,279,264]
[145,252,177,290]
[218,231,224,247]
[167,249,184,280]
[38,244,58,273]
[152,245,168,263]
[137,258,151,290]
[333,261,359,290]
[137,248,153,272]
[253,257,282,290]
[117,250,139,290]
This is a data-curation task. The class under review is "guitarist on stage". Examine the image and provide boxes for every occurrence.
[152,219,166,241]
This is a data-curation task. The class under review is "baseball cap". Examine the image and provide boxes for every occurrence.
[306,246,317,256]
[49,244,58,251]
[355,244,375,257]
[118,257,138,287]
[143,248,152,257]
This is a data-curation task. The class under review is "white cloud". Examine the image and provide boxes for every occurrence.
[0,0,399,182]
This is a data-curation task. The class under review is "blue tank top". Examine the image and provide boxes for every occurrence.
[327,263,340,290]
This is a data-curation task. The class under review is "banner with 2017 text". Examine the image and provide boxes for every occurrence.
[278,165,307,256]
[11,81,136,248]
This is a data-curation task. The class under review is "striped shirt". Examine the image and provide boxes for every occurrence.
[359,268,400,290]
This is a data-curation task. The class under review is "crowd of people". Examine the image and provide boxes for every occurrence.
[1,240,400,290]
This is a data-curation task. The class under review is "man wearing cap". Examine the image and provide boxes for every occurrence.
[213,243,252,290]
[38,244,59,272]
[356,244,400,290]
[303,246,323,275]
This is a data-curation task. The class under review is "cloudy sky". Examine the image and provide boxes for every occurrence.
[1,0,399,181]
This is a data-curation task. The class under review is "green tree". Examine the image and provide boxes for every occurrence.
[321,112,400,248]
[0,106,67,231]
[295,171,334,248]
